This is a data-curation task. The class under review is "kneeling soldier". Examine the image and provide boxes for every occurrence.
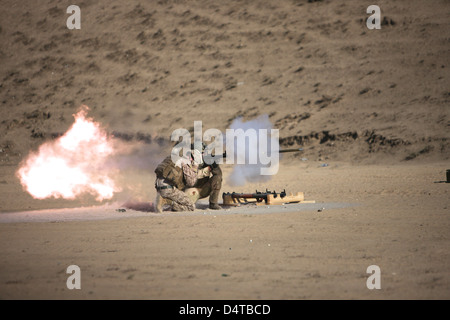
[154,144,222,212]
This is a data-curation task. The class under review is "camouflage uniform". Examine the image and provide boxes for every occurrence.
[193,165,223,206]
[187,142,223,208]
[154,155,196,212]
[155,178,195,212]
[154,150,223,212]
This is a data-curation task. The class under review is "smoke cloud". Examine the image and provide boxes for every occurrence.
[226,114,279,186]
[16,106,166,207]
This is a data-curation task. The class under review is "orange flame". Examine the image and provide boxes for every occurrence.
[17,106,121,201]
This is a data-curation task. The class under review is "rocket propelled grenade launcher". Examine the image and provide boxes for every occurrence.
[222,189,311,206]
[219,148,303,159]
[218,148,310,206]
[276,148,304,154]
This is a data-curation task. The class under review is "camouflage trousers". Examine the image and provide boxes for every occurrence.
[191,165,223,205]
[155,166,222,212]
[157,184,195,212]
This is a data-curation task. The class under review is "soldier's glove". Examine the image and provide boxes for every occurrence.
[197,166,211,179]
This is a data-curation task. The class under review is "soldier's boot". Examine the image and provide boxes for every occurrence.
[208,185,222,210]
[208,170,222,210]
[196,181,222,210]
[209,203,221,210]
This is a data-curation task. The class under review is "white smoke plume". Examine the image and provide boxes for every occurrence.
[226,114,279,186]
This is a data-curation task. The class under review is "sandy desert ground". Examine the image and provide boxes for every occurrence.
[0,0,449,300]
